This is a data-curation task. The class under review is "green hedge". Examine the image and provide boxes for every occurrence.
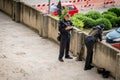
[96,18,112,30]
[74,15,96,28]
[111,17,118,27]
[71,16,84,30]
[82,16,96,28]
[116,17,120,26]
[108,8,120,17]
[70,8,120,30]
[102,14,118,27]
[85,11,101,20]
[102,11,117,17]
[72,13,96,28]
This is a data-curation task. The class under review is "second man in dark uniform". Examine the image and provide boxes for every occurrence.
[84,24,105,70]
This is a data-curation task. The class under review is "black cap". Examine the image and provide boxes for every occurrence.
[99,24,105,28]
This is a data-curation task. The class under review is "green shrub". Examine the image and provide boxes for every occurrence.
[96,18,112,30]
[102,14,112,19]
[102,11,117,17]
[111,17,118,27]
[76,15,96,28]
[83,16,96,28]
[71,13,96,28]
[102,14,118,27]
[85,11,101,20]
[116,17,120,26]
[71,16,84,30]
[108,8,120,17]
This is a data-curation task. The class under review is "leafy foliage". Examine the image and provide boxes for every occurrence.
[102,11,117,17]
[72,13,96,28]
[85,11,101,20]
[71,14,84,30]
[116,17,120,26]
[96,18,112,30]
[108,8,120,17]
[71,17,84,30]
[102,14,118,27]
[69,8,120,30]
[82,16,96,28]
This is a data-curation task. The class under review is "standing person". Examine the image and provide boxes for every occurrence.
[84,24,105,70]
[58,14,73,62]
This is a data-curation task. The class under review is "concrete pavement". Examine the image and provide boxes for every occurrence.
[0,11,114,80]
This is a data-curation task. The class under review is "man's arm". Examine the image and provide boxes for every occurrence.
[98,29,102,41]
[68,20,74,30]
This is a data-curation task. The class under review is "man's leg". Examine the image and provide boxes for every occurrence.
[89,49,93,65]
[84,37,94,70]
[84,47,93,69]
[59,38,66,61]
[65,37,72,59]
[65,37,70,57]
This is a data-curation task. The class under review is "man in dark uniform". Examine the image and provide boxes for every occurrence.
[58,14,73,62]
[84,24,105,70]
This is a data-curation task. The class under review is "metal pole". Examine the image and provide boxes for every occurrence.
[48,0,51,14]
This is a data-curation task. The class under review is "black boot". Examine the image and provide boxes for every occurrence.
[58,58,64,62]
[65,56,73,59]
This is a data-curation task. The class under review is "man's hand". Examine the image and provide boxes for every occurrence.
[65,26,73,30]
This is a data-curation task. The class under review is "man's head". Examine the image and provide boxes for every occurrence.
[95,24,105,30]
[99,24,105,29]
[64,14,70,21]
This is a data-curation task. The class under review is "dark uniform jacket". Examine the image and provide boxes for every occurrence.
[58,19,73,39]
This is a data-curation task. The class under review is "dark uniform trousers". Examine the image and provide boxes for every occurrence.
[59,35,70,59]
[84,36,96,69]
